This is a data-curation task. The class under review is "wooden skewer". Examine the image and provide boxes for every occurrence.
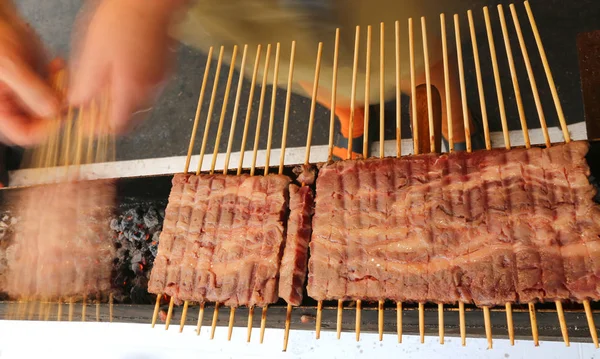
[15,300,25,320]
[421,17,435,152]
[196,302,205,336]
[260,306,268,344]
[228,307,236,341]
[264,42,281,175]
[224,45,248,173]
[82,298,87,322]
[44,302,52,321]
[37,301,45,321]
[419,303,425,343]
[356,300,362,342]
[454,14,471,153]
[179,300,189,333]
[85,104,98,165]
[378,300,384,341]
[328,29,340,162]
[305,42,324,165]
[165,296,174,330]
[483,306,492,349]
[316,300,323,339]
[483,7,510,150]
[438,303,444,344]
[151,294,161,328]
[498,4,530,148]
[555,301,570,346]
[279,41,297,173]
[509,3,550,148]
[250,44,272,176]
[467,10,491,150]
[397,302,403,343]
[27,300,36,321]
[211,302,220,339]
[238,45,262,174]
[96,300,100,322]
[459,301,466,346]
[74,107,86,169]
[109,293,113,323]
[363,25,372,159]
[583,300,599,348]
[210,45,239,173]
[523,1,570,143]
[57,299,63,321]
[197,46,225,174]
[45,301,52,321]
[529,303,539,346]
[337,300,343,339]
[440,13,453,152]
[506,303,515,346]
[380,22,385,158]
[348,26,360,159]
[408,18,418,155]
[326,28,340,162]
[247,306,254,342]
[283,304,292,351]
[68,299,74,322]
[395,20,401,157]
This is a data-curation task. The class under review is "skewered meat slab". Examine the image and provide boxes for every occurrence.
[308,141,600,306]
[5,180,115,300]
[279,185,314,306]
[148,173,291,307]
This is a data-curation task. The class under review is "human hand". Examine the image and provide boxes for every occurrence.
[0,2,61,146]
[69,0,186,134]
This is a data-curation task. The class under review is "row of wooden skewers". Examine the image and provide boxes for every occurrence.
[6,295,114,323]
[149,0,598,351]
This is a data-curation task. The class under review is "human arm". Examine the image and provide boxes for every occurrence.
[68,0,190,133]
[0,0,61,145]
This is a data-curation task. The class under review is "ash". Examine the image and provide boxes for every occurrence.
[110,204,165,304]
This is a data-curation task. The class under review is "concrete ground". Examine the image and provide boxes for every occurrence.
[10,0,600,168]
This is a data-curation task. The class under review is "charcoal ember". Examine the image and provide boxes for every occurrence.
[143,207,160,229]
[109,218,120,232]
[129,277,153,303]
[124,208,142,224]
[130,231,146,242]
[109,203,166,304]
[0,211,17,296]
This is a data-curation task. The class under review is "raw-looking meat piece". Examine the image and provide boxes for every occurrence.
[293,164,316,186]
[5,180,116,300]
[308,141,600,306]
[279,185,314,306]
[148,173,291,307]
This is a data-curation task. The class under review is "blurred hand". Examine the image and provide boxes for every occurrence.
[0,3,61,146]
[69,0,184,134]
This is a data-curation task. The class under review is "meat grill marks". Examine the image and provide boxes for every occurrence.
[148,173,291,307]
[5,180,115,300]
[308,141,600,306]
[279,185,314,306]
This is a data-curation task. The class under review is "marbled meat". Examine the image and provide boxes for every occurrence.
[307,141,600,306]
[279,185,314,306]
[5,180,116,300]
[148,173,291,307]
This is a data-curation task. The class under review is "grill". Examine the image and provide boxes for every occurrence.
[1,0,599,352]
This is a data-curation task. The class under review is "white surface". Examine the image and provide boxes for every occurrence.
[0,320,598,359]
[8,122,588,187]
